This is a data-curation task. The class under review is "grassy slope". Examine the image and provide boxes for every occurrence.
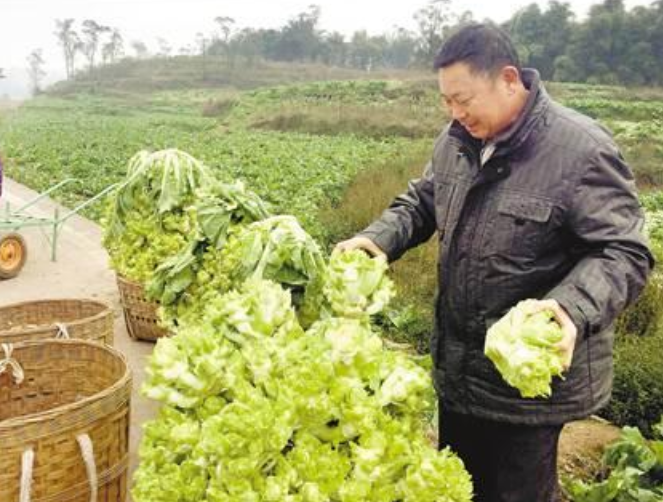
[49,56,430,95]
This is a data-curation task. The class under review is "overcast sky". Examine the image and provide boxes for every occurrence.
[0,0,655,78]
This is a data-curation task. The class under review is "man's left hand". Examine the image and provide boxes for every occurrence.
[525,299,578,371]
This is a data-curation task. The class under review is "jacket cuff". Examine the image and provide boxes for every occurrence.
[357,229,398,262]
[546,287,593,339]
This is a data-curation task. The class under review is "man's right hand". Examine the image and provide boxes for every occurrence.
[334,236,387,259]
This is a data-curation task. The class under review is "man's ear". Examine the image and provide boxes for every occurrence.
[500,66,521,91]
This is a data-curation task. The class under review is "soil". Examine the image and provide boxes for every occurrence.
[558,416,621,499]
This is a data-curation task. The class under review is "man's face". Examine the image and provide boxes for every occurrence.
[438,62,517,140]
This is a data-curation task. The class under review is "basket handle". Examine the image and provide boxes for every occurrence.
[55,323,71,339]
[19,434,98,502]
[0,343,24,384]
[19,448,34,502]
[77,434,99,502]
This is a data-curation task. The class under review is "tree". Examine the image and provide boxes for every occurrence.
[647,0,663,80]
[55,18,81,79]
[348,31,383,70]
[320,31,347,67]
[275,4,323,62]
[178,44,194,56]
[383,27,417,68]
[255,29,282,61]
[26,49,47,95]
[456,9,475,27]
[414,0,454,65]
[541,2,574,78]
[621,4,662,84]
[131,40,149,59]
[215,16,235,43]
[156,37,172,58]
[505,4,545,68]
[565,0,630,83]
[209,16,235,62]
[196,33,209,79]
[505,1,574,80]
[102,28,124,64]
[552,54,582,82]
[81,19,110,72]
[231,28,261,67]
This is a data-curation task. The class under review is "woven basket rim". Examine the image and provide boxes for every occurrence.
[116,273,144,286]
[0,339,131,431]
[0,298,114,338]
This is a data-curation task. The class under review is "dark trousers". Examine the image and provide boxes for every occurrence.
[439,408,563,502]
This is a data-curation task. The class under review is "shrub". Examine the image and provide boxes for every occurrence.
[603,243,663,436]
[614,269,663,338]
[600,330,663,437]
[201,97,237,117]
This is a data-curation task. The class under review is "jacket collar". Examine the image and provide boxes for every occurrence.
[449,68,549,157]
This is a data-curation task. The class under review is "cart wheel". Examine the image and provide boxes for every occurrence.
[0,232,28,279]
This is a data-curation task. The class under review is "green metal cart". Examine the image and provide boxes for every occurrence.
[0,179,118,279]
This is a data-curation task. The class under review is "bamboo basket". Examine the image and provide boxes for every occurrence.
[0,339,132,502]
[115,275,170,342]
[0,299,114,345]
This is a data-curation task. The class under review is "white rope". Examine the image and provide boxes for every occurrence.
[19,448,34,502]
[76,434,98,502]
[17,437,98,502]
[55,323,70,339]
[0,343,24,384]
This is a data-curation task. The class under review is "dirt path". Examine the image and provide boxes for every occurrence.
[1,177,620,499]
[0,177,158,500]
[559,417,620,488]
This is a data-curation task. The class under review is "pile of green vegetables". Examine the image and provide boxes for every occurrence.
[103,149,211,283]
[104,149,473,501]
[136,273,472,501]
[103,148,270,310]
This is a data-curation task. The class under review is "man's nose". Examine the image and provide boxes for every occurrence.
[450,104,466,121]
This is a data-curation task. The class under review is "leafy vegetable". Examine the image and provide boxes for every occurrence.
[564,417,663,501]
[158,215,326,328]
[103,149,210,283]
[116,148,213,219]
[299,249,395,328]
[484,299,565,398]
[143,279,298,409]
[104,207,194,283]
[145,179,271,306]
[194,179,271,249]
[217,215,326,287]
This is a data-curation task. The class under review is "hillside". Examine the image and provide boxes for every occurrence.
[46,56,431,96]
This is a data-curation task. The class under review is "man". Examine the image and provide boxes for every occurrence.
[336,24,654,502]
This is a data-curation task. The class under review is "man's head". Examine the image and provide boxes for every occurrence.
[434,24,527,140]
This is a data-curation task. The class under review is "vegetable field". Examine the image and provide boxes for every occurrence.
[0,88,426,238]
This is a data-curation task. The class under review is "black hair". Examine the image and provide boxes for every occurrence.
[433,23,521,75]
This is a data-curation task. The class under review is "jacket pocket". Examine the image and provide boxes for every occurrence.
[480,194,554,258]
[550,340,591,402]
